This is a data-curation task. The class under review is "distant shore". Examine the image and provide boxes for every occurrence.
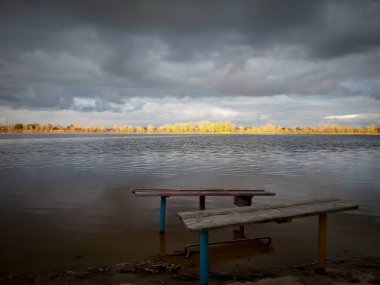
[1,120,379,135]
[1,130,380,135]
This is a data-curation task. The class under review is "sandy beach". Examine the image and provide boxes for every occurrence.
[1,255,379,285]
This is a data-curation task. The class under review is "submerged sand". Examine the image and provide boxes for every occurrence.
[1,212,379,284]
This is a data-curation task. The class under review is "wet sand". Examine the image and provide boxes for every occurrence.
[1,210,379,284]
[1,255,379,284]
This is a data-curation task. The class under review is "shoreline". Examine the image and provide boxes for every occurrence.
[1,255,379,285]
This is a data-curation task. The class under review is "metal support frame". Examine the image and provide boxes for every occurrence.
[158,194,263,234]
[317,213,327,274]
[161,195,205,234]
[199,230,209,285]
[159,196,167,234]
[184,236,272,258]
[159,233,166,254]
[233,195,253,236]
[195,214,329,284]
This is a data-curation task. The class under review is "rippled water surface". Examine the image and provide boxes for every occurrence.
[0,133,379,273]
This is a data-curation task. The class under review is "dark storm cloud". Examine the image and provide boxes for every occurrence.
[0,0,379,112]
[6,0,376,59]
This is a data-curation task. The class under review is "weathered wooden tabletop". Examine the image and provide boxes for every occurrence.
[178,198,359,231]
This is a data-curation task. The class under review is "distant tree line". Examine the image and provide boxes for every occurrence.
[0,121,379,134]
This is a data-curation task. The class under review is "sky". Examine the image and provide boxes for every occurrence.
[0,0,379,127]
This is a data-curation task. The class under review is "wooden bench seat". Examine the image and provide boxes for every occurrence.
[133,188,275,233]
[178,198,359,285]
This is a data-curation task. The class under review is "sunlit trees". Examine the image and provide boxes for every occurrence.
[85,124,95,133]
[195,121,236,133]
[98,124,106,133]
[14,123,23,131]
[135,126,145,133]
[1,120,380,134]
[159,124,174,133]
[18,124,24,131]
[198,121,210,133]
[53,125,64,132]
[146,124,156,133]
[42,123,52,132]
[368,123,377,134]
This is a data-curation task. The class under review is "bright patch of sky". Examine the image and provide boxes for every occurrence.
[2,95,379,127]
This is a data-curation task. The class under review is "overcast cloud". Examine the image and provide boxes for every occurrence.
[0,0,379,127]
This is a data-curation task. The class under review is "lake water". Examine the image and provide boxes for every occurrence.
[0,134,379,273]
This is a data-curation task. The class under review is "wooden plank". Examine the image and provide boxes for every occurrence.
[180,200,358,231]
[178,198,339,219]
[134,188,267,192]
[317,214,327,273]
[178,199,358,232]
[132,188,275,197]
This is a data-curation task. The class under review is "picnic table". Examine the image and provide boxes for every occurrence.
[178,198,359,285]
[132,188,275,233]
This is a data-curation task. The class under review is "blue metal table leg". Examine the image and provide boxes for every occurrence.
[159,196,167,234]
[199,230,209,285]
